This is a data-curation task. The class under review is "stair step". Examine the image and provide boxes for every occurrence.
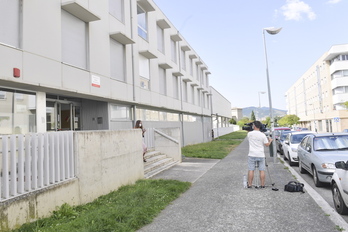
[143,150,179,179]
[144,150,162,159]
[144,157,173,173]
[145,160,179,179]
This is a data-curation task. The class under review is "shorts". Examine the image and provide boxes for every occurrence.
[248,156,265,171]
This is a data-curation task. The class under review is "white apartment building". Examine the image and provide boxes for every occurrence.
[0,0,232,146]
[286,44,348,132]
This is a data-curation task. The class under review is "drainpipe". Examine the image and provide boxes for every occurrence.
[130,0,136,102]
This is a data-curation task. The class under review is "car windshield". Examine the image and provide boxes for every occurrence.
[314,135,348,151]
[291,134,310,144]
[280,131,291,140]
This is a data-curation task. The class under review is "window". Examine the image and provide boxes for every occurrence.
[196,64,200,80]
[172,75,179,99]
[0,88,36,134]
[0,0,21,48]
[157,25,164,53]
[110,39,125,81]
[191,85,195,104]
[159,67,166,95]
[171,39,177,63]
[109,0,124,22]
[61,10,88,69]
[183,81,187,102]
[110,104,131,120]
[139,54,150,89]
[137,5,147,40]
[181,49,186,70]
[189,58,193,75]
[197,90,201,106]
[333,86,348,95]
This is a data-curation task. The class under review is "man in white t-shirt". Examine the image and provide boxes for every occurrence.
[247,121,273,188]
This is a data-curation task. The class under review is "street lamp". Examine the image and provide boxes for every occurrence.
[258,91,266,108]
[263,27,282,163]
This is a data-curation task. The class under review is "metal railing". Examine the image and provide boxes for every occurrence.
[0,131,75,202]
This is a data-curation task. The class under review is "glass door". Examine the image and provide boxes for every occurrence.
[46,100,81,131]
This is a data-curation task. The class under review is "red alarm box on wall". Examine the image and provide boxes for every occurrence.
[13,68,20,78]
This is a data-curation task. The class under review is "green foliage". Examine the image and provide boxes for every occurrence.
[263,117,271,128]
[342,101,348,109]
[251,111,256,121]
[229,118,237,124]
[237,117,250,128]
[13,180,191,232]
[182,131,247,159]
[278,114,300,127]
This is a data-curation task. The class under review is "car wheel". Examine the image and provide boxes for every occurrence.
[332,182,348,215]
[313,166,323,187]
[299,159,306,174]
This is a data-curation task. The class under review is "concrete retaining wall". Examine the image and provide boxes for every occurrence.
[0,129,145,231]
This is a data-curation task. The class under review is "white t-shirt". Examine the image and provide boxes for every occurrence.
[247,130,269,158]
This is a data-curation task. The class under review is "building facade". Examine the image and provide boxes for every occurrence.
[0,0,231,146]
[286,44,348,132]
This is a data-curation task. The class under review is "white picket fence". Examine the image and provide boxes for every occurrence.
[0,131,75,202]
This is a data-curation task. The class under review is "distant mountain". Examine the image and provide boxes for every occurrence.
[243,107,287,120]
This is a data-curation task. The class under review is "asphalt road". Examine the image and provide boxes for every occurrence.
[278,152,348,223]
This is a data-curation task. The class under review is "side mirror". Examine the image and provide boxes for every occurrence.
[305,146,311,152]
[335,161,348,170]
[285,141,289,145]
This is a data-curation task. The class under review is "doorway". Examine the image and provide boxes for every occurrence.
[46,100,81,131]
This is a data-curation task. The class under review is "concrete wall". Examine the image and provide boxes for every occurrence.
[0,129,147,231]
[154,128,181,162]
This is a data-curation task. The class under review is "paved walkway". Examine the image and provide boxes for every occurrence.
[139,139,348,232]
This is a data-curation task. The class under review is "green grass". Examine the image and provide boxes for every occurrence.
[182,131,247,159]
[11,131,246,232]
[12,179,191,232]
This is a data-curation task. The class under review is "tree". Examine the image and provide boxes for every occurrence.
[251,111,256,121]
[229,118,237,125]
[263,117,271,128]
[278,115,300,127]
[342,101,348,109]
[237,117,251,128]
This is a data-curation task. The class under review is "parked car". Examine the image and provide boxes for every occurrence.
[276,130,293,155]
[298,133,348,187]
[282,131,316,166]
[331,160,348,215]
[272,127,291,139]
[271,127,291,154]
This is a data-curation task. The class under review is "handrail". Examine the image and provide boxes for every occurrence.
[154,129,179,144]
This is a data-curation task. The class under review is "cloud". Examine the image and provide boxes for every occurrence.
[327,0,341,3]
[281,0,316,21]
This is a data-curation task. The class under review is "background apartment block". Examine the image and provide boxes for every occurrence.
[286,44,348,132]
[0,0,232,146]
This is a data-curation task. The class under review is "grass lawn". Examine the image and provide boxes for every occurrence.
[12,179,191,232]
[11,131,245,232]
[181,130,247,159]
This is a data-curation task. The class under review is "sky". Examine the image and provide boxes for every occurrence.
[152,0,348,110]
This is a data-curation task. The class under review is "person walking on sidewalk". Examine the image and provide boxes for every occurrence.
[247,121,273,188]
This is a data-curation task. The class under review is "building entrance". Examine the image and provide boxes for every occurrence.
[46,99,81,131]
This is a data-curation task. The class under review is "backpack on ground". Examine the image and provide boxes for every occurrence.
[284,181,305,193]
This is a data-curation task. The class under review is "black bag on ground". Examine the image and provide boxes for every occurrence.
[284,181,305,193]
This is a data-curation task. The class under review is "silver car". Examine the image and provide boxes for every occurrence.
[331,160,348,215]
[283,131,316,166]
[298,133,348,187]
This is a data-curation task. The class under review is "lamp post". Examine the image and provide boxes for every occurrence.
[263,27,282,163]
[258,91,266,108]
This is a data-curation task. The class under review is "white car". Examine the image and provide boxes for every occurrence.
[331,161,348,215]
[282,131,316,166]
